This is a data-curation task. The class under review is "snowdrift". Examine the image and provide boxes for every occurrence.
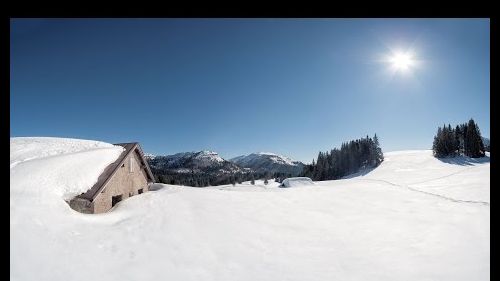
[10,138,490,281]
[280,177,314,187]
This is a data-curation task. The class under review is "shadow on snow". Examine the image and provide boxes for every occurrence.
[437,154,490,166]
[341,167,377,179]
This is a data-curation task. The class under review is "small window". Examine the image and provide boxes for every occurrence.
[121,163,125,168]
[129,157,134,173]
[138,188,143,194]
[111,195,123,207]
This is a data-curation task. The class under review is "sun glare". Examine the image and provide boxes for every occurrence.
[390,52,414,71]
[379,48,421,79]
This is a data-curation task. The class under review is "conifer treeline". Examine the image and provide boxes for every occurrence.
[432,118,485,158]
[301,134,384,181]
[154,170,291,187]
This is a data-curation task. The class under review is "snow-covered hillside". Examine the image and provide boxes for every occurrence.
[11,138,489,281]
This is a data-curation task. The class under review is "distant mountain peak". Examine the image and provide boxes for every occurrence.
[199,150,217,154]
[147,150,241,175]
[229,152,304,176]
[193,150,224,163]
[256,152,277,156]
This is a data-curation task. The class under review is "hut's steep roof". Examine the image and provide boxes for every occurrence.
[78,142,154,201]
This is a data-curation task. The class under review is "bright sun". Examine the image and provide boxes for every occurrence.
[389,52,414,71]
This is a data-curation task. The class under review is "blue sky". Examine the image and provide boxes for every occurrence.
[10,19,489,163]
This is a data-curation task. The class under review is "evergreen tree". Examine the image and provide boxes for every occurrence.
[465,119,485,158]
[432,119,485,158]
[432,127,441,157]
[442,124,450,156]
[304,134,384,181]
[455,125,462,154]
[373,134,384,164]
[462,123,469,156]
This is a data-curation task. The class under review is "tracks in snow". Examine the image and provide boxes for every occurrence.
[358,176,490,206]
[405,185,490,206]
[407,164,486,186]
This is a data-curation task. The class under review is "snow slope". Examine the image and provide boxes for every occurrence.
[362,150,490,203]
[11,139,489,281]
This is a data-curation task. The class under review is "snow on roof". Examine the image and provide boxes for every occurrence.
[10,137,117,168]
[10,137,124,201]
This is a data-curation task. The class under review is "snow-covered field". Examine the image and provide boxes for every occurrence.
[10,138,490,281]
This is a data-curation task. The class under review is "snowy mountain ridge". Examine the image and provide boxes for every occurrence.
[147,150,244,175]
[193,150,224,164]
[230,152,305,176]
[231,152,302,166]
[147,150,304,177]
